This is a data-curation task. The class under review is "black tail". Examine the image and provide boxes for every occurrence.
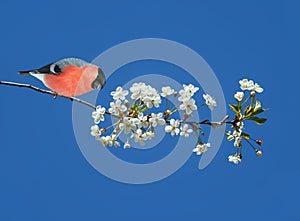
[18,70,32,75]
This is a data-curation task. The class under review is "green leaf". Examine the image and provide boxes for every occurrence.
[252,108,264,116]
[247,116,267,125]
[227,135,234,141]
[243,105,253,117]
[229,104,240,114]
[252,108,269,116]
[140,106,149,112]
[241,132,251,139]
[132,104,139,111]
[254,99,261,112]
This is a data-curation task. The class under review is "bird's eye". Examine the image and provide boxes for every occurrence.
[50,64,61,74]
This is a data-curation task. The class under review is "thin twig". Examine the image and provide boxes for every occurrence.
[0,80,97,109]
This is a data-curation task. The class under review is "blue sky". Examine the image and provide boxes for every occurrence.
[0,0,298,220]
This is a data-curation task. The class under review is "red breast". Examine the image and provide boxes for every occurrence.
[44,65,99,97]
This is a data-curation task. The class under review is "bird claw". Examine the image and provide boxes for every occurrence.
[53,91,58,99]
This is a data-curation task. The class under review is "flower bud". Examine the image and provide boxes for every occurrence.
[164,110,172,119]
[124,99,130,108]
[250,91,256,97]
[226,131,231,136]
[256,140,263,146]
[256,150,263,157]
[124,141,131,149]
[100,128,107,133]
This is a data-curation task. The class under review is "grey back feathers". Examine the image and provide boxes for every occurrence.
[53,58,89,69]
[50,58,89,75]
[19,58,90,76]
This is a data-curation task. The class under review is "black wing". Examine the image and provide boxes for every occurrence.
[92,68,106,89]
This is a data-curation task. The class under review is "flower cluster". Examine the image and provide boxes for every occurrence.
[130,82,162,108]
[90,78,267,166]
[226,79,267,164]
[90,82,214,154]
[239,79,263,93]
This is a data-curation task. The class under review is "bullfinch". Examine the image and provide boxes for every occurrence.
[18,58,106,97]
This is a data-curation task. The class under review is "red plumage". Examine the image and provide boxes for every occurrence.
[44,65,98,97]
[18,58,106,97]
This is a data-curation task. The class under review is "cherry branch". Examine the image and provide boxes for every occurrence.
[0,80,230,126]
[0,80,97,110]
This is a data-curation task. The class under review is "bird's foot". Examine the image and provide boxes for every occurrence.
[52,91,58,99]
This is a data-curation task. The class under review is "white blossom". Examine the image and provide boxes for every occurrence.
[130,82,147,100]
[131,129,145,146]
[108,99,127,116]
[134,130,155,143]
[152,95,162,108]
[137,113,149,128]
[239,79,254,91]
[111,134,120,147]
[110,86,129,100]
[183,84,199,96]
[92,106,106,124]
[193,143,211,155]
[234,91,244,102]
[228,155,242,164]
[165,119,180,136]
[99,135,120,147]
[100,135,113,147]
[179,98,197,115]
[234,136,242,147]
[236,121,244,130]
[143,86,161,108]
[161,86,175,97]
[119,117,139,134]
[130,83,162,108]
[228,128,243,141]
[180,124,193,138]
[124,141,131,149]
[178,89,192,102]
[90,125,101,138]
[105,134,120,147]
[143,94,161,108]
[177,84,199,102]
[149,113,165,127]
[143,131,154,140]
[239,79,263,93]
[233,129,242,137]
[203,94,217,110]
[253,83,264,93]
